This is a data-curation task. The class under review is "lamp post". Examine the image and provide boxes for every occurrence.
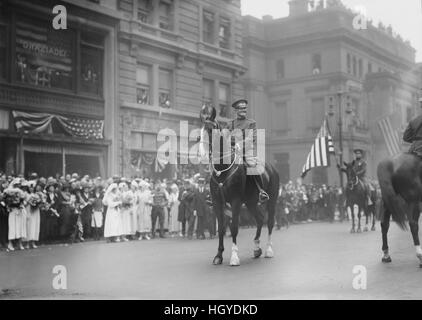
[328,87,352,191]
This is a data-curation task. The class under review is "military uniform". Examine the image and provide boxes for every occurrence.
[403,115,422,157]
[404,90,422,157]
[352,149,373,205]
[352,159,367,181]
[229,99,268,202]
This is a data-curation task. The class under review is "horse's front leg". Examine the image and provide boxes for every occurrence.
[357,206,362,233]
[213,205,225,265]
[348,206,355,233]
[371,207,376,231]
[364,208,369,232]
[229,200,241,266]
[381,207,392,263]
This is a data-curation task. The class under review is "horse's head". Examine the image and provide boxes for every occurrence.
[343,161,358,187]
[199,103,233,166]
[200,103,219,131]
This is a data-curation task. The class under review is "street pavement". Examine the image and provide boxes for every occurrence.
[1,221,422,300]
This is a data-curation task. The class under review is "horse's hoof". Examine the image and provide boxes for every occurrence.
[350,228,355,234]
[265,247,274,258]
[230,257,240,266]
[371,226,376,231]
[363,227,368,232]
[357,228,362,233]
[382,256,392,263]
[213,256,223,265]
[253,248,262,259]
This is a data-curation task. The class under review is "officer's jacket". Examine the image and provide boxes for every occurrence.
[352,160,367,179]
[403,115,422,153]
[228,118,257,146]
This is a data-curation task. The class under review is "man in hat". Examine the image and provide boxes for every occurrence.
[352,149,373,205]
[229,99,269,203]
[194,177,209,240]
[403,89,422,158]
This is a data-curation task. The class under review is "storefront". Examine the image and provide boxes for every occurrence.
[0,0,119,177]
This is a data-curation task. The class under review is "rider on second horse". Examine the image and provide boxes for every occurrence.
[403,89,422,158]
[229,99,269,204]
[351,149,373,206]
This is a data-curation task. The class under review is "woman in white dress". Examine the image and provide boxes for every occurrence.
[168,183,180,236]
[5,179,27,251]
[136,180,152,240]
[103,183,122,243]
[129,181,138,238]
[119,182,133,241]
[24,182,44,249]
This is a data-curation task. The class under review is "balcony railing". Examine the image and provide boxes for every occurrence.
[197,41,236,60]
[129,20,181,43]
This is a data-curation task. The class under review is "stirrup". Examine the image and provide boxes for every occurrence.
[259,190,269,203]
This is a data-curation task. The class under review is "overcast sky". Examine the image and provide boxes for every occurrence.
[241,0,422,62]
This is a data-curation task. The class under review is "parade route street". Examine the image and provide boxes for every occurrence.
[1,221,422,300]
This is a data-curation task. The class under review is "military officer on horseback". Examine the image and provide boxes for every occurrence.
[352,149,373,206]
[229,99,269,203]
[403,89,422,158]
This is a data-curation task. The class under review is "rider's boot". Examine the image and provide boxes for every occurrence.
[255,175,269,204]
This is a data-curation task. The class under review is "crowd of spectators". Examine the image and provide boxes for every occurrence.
[0,171,217,252]
[0,171,376,252]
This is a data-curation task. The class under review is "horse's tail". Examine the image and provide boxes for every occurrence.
[377,159,408,230]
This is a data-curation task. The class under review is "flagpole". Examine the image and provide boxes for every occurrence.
[337,90,344,192]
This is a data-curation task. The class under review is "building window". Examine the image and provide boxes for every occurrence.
[312,54,321,75]
[136,64,152,105]
[0,26,5,80]
[368,62,372,74]
[80,31,104,96]
[273,102,288,133]
[159,68,172,108]
[310,98,325,129]
[347,53,351,74]
[219,17,231,49]
[15,17,75,90]
[159,0,173,30]
[203,78,214,105]
[352,57,357,76]
[218,83,230,118]
[358,59,363,78]
[276,59,285,80]
[203,11,215,44]
[138,0,153,24]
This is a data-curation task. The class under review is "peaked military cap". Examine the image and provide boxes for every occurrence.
[232,99,248,110]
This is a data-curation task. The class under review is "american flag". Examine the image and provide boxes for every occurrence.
[377,115,401,156]
[13,111,104,140]
[301,118,335,178]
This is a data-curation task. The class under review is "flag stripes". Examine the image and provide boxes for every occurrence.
[301,118,336,178]
[377,116,401,156]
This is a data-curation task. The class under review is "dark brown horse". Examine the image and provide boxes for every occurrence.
[199,105,280,266]
[377,153,422,267]
[342,162,367,233]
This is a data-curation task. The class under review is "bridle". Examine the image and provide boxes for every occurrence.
[347,169,360,190]
[201,119,240,186]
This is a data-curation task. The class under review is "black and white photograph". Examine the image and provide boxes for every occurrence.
[0,0,422,303]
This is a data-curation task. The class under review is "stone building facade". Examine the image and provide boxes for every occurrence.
[242,0,421,185]
[0,0,120,177]
[116,0,245,179]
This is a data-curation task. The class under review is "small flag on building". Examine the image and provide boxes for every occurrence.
[301,117,335,178]
[377,115,401,157]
